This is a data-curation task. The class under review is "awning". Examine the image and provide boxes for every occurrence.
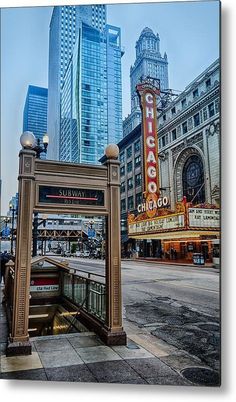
[128,230,220,241]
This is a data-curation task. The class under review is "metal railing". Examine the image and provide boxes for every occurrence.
[62,270,106,323]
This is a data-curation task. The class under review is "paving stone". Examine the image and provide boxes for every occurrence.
[68,335,103,349]
[0,368,47,381]
[34,338,73,353]
[45,364,97,383]
[112,344,153,360]
[87,359,147,384]
[128,334,171,357]
[38,348,83,368]
[146,375,191,386]
[1,351,43,372]
[75,345,122,364]
[126,357,181,379]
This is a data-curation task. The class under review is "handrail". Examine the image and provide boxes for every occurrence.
[62,269,106,324]
[69,267,105,282]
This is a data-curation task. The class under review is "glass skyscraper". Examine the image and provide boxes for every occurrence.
[47,5,107,161]
[123,27,169,137]
[23,85,48,145]
[60,22,123,164]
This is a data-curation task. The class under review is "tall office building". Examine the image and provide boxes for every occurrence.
[47,5,107,161]
[123,27,169,137]
[60,23,123,164]
[23,85,48,146]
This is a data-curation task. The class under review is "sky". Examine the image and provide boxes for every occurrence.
[0,0,220,215]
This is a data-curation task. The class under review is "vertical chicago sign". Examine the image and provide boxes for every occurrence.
[136,80,162,218]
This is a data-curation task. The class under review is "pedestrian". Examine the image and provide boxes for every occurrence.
[1,251,9,285]
[174,249,177,260]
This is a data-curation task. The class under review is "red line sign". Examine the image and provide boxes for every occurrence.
[46,195,98,201]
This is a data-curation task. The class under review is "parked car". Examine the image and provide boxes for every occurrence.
[75,250,81,257]
[61,250,72,257]
[83,251,90,258]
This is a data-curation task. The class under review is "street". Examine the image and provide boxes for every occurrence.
[58,257,220,373]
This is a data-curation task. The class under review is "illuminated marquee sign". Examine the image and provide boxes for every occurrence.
[129,214,185,235]
[188,208,220,229]
[38,185,105,206]
[136,82,160,196]
[137,196,169,213]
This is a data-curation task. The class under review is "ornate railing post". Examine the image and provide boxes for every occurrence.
[7,149,36,356]
[102,145,126,345]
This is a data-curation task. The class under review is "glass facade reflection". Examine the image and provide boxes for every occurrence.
[23,85,48,156]
[48,5,107,161]
[60,22,123,164]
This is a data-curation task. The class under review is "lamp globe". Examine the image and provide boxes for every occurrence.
[20,131,36,149]
[105,144,119,160]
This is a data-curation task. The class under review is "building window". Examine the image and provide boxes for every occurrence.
[182,121,188,134]
[163,114,166,122]
[193,88,199,99]
[203,107,208,121]
[127,161,132,173]
[208,102,215,117]
[135,192,142,207]
[127,146,132,158]
[127,177,133,190]
[120,152,125,163]
[205,78,211,89]
[182,154,205,204]
[181,98,187,108]
[193,113,200,127]
[120,166,125,176]
[135,173,142,187]
[128,196,134,210]
[134,140,140,153]
[171,107,176,115]
[172,128,177,141]
[121,182,125,193]
[121,199,126,212]
[215,98,219,114]
[135,155,141,167]
[161,136,166,147]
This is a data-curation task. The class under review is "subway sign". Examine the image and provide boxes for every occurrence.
[38,186,105,206]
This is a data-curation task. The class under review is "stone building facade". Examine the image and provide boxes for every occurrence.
[123,27,169,138]
[116,59,220,257]
[157,59,220,210]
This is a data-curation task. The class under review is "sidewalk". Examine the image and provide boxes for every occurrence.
[0,285,217,386]
[124,257,217,269]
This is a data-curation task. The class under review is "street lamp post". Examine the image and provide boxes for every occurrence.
[9,204,16,255]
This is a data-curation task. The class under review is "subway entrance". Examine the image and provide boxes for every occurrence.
[5,143,126,356]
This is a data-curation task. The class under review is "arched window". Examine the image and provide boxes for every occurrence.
[182,154,205,204]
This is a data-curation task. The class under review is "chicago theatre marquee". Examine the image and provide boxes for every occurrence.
[119,59,220,263]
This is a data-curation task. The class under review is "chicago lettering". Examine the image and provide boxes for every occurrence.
[137,196,169,213]
[144,92,158,194]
